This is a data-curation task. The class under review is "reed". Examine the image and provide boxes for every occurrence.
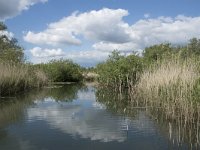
[134,57,200,127]
[133,57,200,144]
[0,63,48,96]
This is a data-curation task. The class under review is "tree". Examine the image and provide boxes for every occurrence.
[143,43,173,62]
[188,38,200,56]
[0,22,24,63]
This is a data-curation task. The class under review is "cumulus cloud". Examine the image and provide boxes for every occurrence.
[30,48,108,66]
[93,15,200,52]
[24,8,131,46]
[25,8,200,65]
[66,50,108,61]
[25,8,200,52]
[92,42,140,52]
[30,47,65,57]
[0,0,48,20]
[66,50,109,66]
[25,30,81,46]
[130,15,200,46]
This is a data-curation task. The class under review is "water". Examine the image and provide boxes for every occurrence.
[0,84,198,150]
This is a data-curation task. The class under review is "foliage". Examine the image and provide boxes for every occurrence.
[96,38,200,92]
[0,23,48,96]
[143,43,175,63]
[35,59,83,82]
[0,22,24,63]
[142,39,200,64]
[97,50,143,89]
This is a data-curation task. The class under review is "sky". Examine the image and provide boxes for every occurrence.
[1,0,200,67]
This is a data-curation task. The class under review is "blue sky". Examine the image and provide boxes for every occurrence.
[1,0,200,66]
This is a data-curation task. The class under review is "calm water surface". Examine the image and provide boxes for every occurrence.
[0,84,197,150]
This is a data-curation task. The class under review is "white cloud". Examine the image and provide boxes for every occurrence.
[30,47,65,58]
[66,50,109,66]
[30,48,109,66]
[93,15,200,52]
[24,8,200,52]
[27,89,157,142]
[66,50,108,61]
[93,42,140,52]
[0,0,48,20]
[24,8,131,46]
[27,97,127,142]
[25,30,81,46]
[24,8,200,65]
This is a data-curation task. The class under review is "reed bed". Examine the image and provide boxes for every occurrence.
[0,63,48,96]
[133,58,200,144]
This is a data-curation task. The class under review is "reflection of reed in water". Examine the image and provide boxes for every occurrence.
[96,87,138,118]
[130,59,200,148]
[147,107,200,149]
[96,83,200,149]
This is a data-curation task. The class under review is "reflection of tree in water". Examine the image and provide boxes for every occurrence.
[45,84,84,102]
[0,84,83,128]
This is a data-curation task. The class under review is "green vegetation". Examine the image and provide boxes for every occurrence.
[96,38,200,140]
[0,84,84,127]
[0,23,24,63]
[0,23,83,96]
[34,59,83,82]
[97,50,143,91]
[0,23,48,96]
[97,38,200,90]
[0,63,47,96]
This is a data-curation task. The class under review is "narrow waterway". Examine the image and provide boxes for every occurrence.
[0,84,198,150]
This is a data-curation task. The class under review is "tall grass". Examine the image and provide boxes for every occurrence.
[133,58,200,144]
[0,63,48,96]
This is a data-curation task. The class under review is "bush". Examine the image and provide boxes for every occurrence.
[36,59,83,82]
[97,51,143,89]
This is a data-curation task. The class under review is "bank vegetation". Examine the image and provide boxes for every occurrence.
[0,23,83,96]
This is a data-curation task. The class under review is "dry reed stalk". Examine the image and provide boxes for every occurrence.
[135,58,200,128]
[0,63,48,96]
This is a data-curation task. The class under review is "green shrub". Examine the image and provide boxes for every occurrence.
[97,51,143,89]
[35,59,83,82]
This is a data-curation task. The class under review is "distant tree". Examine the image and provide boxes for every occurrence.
[143,43,174,62]
[188,38,200,56]
[107,50,124,62]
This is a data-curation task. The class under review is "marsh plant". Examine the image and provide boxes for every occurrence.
[133,57,200,145]
[0,63,48,96]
